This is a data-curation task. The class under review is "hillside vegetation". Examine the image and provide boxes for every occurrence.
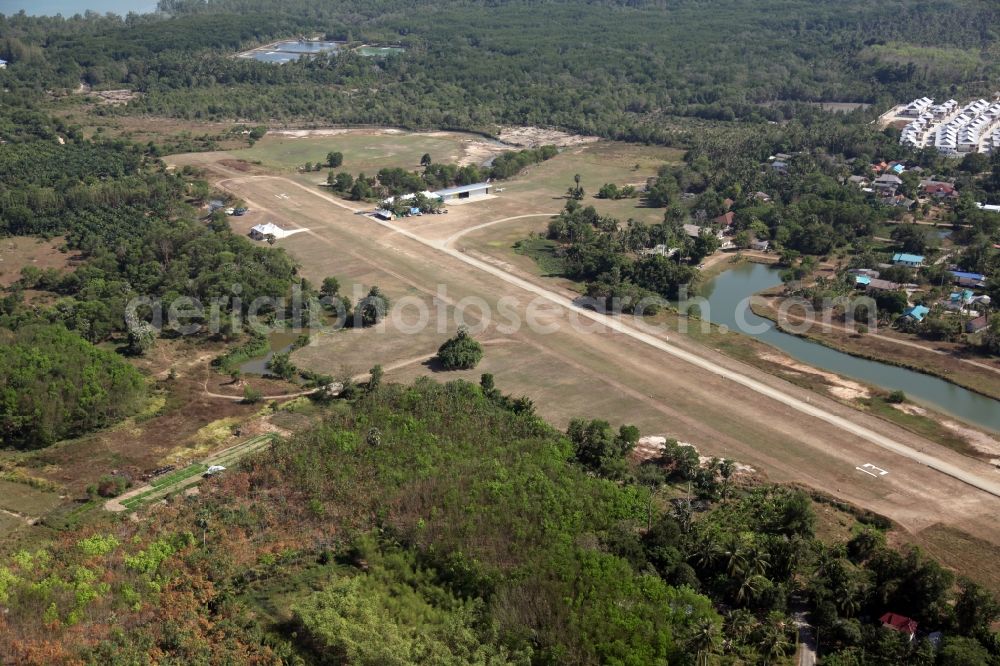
[1,379,997,664]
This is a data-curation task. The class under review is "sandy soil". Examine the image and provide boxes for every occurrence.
[497,126,600,148]
[634,436,757,475]
[758,351,871,400]
[90,89,140,105]
[892,403,928,417]
[941,421,1000,458]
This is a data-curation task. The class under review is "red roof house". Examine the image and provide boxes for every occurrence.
[922,182,958,199]
[713,211,735,227]
[880,613,918,640]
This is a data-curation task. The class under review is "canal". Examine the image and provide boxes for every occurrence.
[699,262,1000,432]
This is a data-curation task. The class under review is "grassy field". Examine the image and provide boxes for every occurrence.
[0,513,25,540]
[0,479,61,517]
[231,130,491,174]
[912,523,1000,596]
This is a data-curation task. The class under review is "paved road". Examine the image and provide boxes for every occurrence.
[214,173,1000,500]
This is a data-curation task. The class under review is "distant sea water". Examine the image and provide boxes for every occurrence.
[1,0,157,16]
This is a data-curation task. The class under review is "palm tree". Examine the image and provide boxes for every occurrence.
[718,458,735,500]
[758,612,793,665]
[725,608,757,646]
[686,617,722,666]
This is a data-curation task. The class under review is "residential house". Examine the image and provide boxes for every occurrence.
[642,244,679,258]
[921,181,958,200]
[866,278,901,292]
[966,315,989,334]
[949,270,986,287]
[902,305,930,322]
[847,175,868,187]
[880,613,919,641]
[753,191,772,203]
[900,97,934,117]
[373,208,395,220]
[751,239,770,252]
[867,278,903,291]
[948,289,974,304]
[769,160,788,174]
[683,224,724,240]
[873,174,903,194]
[892,253,925,268]
[713,211,735,228]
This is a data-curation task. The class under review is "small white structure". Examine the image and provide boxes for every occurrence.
[249,222,295,240]
[0,59,7,69]
[204,465,226,477]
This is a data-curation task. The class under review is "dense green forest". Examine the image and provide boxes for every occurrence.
[1,0,998,141]
[0,324,146,449]
[1,379,997,664]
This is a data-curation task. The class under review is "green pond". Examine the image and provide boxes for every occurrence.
[700,262,1000,432]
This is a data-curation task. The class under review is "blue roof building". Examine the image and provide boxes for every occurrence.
[891,163,905,174]
[902,305,930,321]
[854,275,871,286]
[892,253,925,267]
[948,270,985,282]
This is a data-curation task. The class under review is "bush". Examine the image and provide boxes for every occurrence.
[243,386,263,404]
[886,390,906,404]
[96,475,130,498]
[435,328,484,370]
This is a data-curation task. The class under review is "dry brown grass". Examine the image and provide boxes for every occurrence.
[0,236,75,287]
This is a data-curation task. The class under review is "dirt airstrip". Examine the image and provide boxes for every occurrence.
[167,137,1000,586]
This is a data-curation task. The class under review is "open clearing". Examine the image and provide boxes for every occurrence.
[0,236,74,287]
[170,131,1000,591]
[0,479,61,538]
[0,480,61,517]
[233,129,509,172]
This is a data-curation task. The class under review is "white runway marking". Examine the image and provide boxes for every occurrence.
[856,463,889,477]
